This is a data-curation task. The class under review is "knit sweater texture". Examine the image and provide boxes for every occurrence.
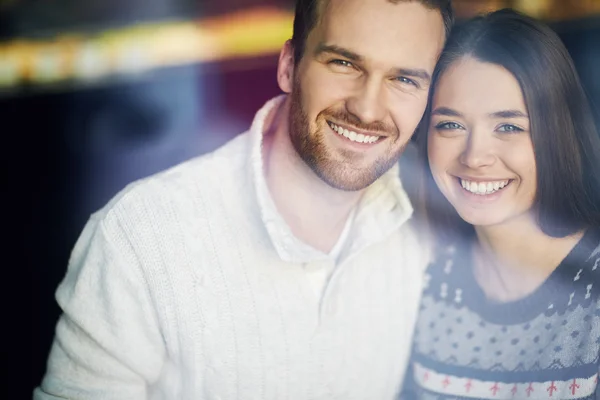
[35,96,428,400]
[401,227,600,400]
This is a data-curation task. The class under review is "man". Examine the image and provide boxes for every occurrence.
[35,0,450,398]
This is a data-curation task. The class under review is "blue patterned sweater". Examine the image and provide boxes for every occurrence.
[401,227,600,400]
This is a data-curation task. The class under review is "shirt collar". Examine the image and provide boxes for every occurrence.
[249,95,414,264]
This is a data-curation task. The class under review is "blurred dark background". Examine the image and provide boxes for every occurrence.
[2,0,598,397]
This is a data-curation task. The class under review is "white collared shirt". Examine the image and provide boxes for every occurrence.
[251,97,413,261]
[251,96,413,296]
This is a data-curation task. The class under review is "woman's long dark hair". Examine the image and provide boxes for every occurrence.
[416,8,600,244]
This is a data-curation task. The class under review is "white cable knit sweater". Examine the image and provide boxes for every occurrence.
[35,97,428,400]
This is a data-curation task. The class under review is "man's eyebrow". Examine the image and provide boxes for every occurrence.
[431,107,463,117]
[314,43,362,62]
[488,110,529,119]
[393,68,431,83]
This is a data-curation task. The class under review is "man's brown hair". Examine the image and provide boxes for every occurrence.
[290,0,454,65]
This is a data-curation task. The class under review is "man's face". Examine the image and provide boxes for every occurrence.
[279,0,445,191]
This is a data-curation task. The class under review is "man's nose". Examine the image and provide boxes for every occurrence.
[345,77,387,125]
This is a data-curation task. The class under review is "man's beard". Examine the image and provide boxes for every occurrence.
[288,80,407,191]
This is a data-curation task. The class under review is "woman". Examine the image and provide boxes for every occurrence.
[402,9,600,400]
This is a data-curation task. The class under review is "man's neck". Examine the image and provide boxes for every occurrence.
[262,99,362,254]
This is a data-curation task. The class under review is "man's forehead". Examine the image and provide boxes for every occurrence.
[310,0,444,67]
[315,0,444,41]
[321,0,410,13]
[320,0,430,23]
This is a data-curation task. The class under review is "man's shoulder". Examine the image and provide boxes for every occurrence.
[152,129,252,189]
[97,131,253,224]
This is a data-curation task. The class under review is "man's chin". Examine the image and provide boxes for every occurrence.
[312,165,380,192]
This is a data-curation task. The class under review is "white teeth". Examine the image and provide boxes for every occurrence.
[459,178,510,195]
[329,122,380,144]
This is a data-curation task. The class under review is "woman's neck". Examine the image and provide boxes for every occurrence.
[472,214,584,303]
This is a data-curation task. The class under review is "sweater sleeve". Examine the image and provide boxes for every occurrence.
[34,210,166,400]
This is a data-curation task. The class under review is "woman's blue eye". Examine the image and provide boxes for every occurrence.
[435,122,463,130]
[497,124,524,133]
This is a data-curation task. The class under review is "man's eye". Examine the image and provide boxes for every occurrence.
[497,124,524,133]
[330,59,353,68]
[435,122,463,130]
[397,76,418,87]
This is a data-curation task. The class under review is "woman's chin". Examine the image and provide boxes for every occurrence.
[455,209,505,228]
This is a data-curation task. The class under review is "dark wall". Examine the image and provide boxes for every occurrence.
[554,17,600,131]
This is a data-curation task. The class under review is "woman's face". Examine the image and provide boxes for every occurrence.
[427,56,537,228]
